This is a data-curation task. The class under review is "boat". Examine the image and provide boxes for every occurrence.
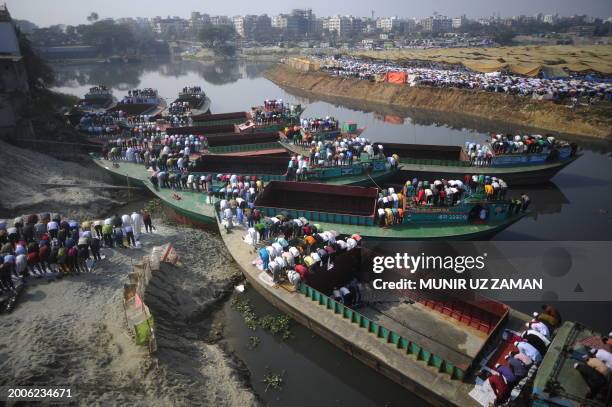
[281,136,580,185]
[252,181,526,240]
[79,85,116,111]
[188,154,397,186]
[381,142,580,186]
[191,111,251,127]
[531,321,610,407]
[65,85,117,125]
[202,132,287,156]
[107,88,167,118]
[215,211,537,406]
[292,120,365,143]
[236,101,303,133]
[90,149,396,227]
[190,100,304,132]
[166,123,240,136]
[170,86,211,116]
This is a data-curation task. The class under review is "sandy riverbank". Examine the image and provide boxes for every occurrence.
[0,219,259,406]
[264,64,612,140]
[0,140,127,219]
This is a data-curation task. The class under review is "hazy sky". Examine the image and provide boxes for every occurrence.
[7,0,612,27]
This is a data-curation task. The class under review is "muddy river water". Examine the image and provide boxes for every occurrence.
[53,59,612,406]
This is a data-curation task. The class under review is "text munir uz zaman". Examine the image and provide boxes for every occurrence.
[371,253,543,291]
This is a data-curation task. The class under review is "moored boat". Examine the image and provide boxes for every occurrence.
[172,85,211,116]
[235,99,304,133]
[190,99,304,132]
[253,180,527,240]
[281,133,580,185]
[381,138,580,186]
[65,85,117,125]
[202,131,287,156]
[531,322,611,406]
[107,88,167,118]
[291,118,364,143]
[188,154,397,185]
[79,85,116,111]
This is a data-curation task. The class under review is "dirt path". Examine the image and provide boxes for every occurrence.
[0,221,259,406]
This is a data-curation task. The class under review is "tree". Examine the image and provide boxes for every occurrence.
[199,24,236,47]
[87,12,99,23]
[77,20,135,56]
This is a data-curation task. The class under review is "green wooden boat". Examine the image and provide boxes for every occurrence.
[92,158,523,239]
[381,142,580,186]
[192,102,304,131]
[253,181,527,240]
[281,141,580,185]
[92,158,218,225]
[531,322,609,407]
[172,88,211,116]
[188,154,398,186]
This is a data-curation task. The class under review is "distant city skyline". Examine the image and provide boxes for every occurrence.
[7,0,612,27]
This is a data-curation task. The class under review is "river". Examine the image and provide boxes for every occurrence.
[52,59,612,407]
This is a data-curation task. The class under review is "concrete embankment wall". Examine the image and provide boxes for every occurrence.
[265,64,612,140]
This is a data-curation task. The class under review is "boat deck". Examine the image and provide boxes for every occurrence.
[360,298,488,370]
[399,159,575,175]
[92,158,217,222]
[256,210,525,240]
[219,148,287,157]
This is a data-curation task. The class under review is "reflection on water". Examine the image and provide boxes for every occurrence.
[52,59,612,407]
[53,59,273,96]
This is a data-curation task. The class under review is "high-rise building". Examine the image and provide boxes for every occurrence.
[327,15,362,37]
[423,15,452,33]
[291,9,318,35]
[232,16,247,37]
[233,15,272,40]
[190,13,210,31]
[403,18,417,33]
[210,15,232,26]
[272,14,300,38]
[452,15,467,29]
[376,16,400,32]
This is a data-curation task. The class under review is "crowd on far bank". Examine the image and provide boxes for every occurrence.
[316,57,612,103]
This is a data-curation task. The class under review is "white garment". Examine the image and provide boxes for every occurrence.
[593,349,612,370]
[528,321,550,338]
[247,227,259,246]
[131,212,143,238]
